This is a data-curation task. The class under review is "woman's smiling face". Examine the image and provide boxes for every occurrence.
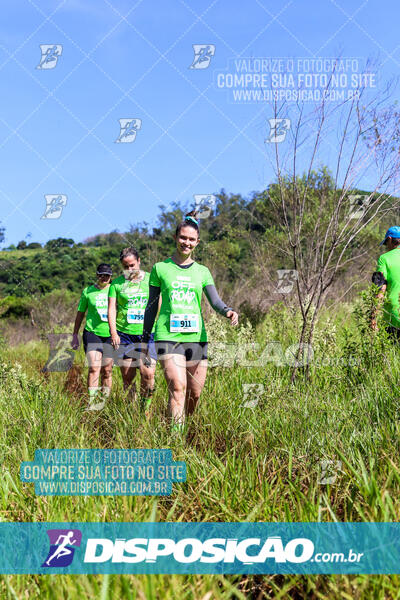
[175,225,199,256]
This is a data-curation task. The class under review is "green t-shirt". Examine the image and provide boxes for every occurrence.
[149,258,214,342]
[377,248,400,328]
[77,285,110,337]
[108,272,154,335]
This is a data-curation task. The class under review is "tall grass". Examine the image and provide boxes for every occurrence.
[1,299,400,598]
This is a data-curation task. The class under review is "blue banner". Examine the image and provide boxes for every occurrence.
[0,522,399,574]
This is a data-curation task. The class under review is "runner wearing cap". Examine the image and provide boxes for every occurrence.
[142,211,239,433]
[372,226,400,336]
[108,247,158,414]
[71,263,113,410]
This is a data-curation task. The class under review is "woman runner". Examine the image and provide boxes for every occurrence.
[108,247,158,414]
[142,211,238,432]
[71,263,113,410]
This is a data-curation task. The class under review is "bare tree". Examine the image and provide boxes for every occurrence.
[263,64,400,379]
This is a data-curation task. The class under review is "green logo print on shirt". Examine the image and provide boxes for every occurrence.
[95,295,108,322]
[126,291,148,323]
[169,277,200,332]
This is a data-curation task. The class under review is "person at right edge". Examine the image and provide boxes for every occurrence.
[141,210,239,434]
[371,226,400,337]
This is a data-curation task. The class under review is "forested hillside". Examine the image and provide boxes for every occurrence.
[0,169,397,333]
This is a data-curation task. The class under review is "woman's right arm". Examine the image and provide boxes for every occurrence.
[71,311,85,349]
[108,296,120,348]
[142,285,161,344]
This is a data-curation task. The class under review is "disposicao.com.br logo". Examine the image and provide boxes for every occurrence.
[84,535,313,564]
[40,532,363,569]
[0,522,378,574]
[82,536,363,566]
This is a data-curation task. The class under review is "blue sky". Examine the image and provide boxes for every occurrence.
[0,0,399,247]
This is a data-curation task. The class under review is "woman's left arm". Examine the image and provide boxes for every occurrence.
[203,284,238,326]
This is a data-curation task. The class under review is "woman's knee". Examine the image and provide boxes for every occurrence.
[169,380,186,395]
[141,369,155,386]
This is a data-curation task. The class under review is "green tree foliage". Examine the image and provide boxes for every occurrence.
[45,238,75,251]
[83,230,125,247]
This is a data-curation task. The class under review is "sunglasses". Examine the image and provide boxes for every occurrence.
[97,273,111,278]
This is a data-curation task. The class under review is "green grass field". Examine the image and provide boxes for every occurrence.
[2,304,400,598]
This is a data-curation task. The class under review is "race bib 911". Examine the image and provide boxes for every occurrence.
[170,314,200,333]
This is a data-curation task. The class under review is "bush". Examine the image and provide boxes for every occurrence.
[30,290,78,335]
[0,296,33,319]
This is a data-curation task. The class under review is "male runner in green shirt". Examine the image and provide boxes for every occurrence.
[372,226,400,336]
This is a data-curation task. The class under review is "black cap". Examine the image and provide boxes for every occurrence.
[96,263,112,276]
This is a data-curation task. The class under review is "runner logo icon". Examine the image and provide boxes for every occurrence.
[189,45,215,69]
[41,194,67,219]
[115,119,142,143]
[42,529,82,567]
[194,194,216,219]
[265,118,291,143]
[36,45,63,69]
